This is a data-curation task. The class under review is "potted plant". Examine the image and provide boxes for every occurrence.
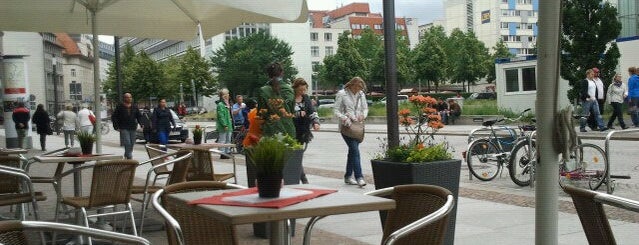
[245,133,302,198]
[371,95,461,245]
[76,130,96,155]
[192,125,203,145]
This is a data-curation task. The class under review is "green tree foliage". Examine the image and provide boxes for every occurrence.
[211,32,298,98]
[446,29,490,92]
[103,43,136,102]
[412,26,449,91]
[561,0,621,102]
[486,40,514,83]
[125,51,166,105]
[319,31,367,88]
[177,47,216,98]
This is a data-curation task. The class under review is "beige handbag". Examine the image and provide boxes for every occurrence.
[340,95,365,143]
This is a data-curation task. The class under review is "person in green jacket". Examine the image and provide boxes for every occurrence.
[217,88,233,157]
[257,62,296,137]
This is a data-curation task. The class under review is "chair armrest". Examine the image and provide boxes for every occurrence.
[55,163,98,181]
[21,221,150,244]
[383,195,455,245]
[209,149,237,183]
[139,152,194,195]
[0,164,27,174]
[0,166,38,197]
[24,147,69,172]
[152,189,186,245]
[138,151,182,166]
[595,191,639,212]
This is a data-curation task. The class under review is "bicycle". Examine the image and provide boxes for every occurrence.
[465,109,534,183]
[99,118,110,135]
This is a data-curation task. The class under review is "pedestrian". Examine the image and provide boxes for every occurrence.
[232,95,246,127]
[587,67,607,130]
[140,106,153,143]
[217,88,233,158]
[257,62,295,137]
[292,78,320,184]
[12,102,30,149]
[334,77,368,187]
[242,102,262,147]
[57,105,78,147]
[435,98,449,125]
[31,104,52,151]
[112,93,142,159]
[76,105,95,133]
[606,74,628,130]
[152,99,175,148]
[448,99,462,125]
[627,67,639,127]
[579,69,607,132]
[178,103,187,117]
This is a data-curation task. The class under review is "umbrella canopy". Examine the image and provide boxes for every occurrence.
[0,0,308,41]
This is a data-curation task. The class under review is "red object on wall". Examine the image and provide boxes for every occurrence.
[4,88,26,94]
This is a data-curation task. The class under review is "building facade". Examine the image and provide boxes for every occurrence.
[56,33,95,108]
[618,0,638,38]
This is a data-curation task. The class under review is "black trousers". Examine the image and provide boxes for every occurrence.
[607,102,626,128]
[39,134,46,150]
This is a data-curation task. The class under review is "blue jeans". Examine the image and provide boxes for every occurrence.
[119,129,136,159]
[631,98,639,126]
[580,100,605,130]
[218,131,232,154]
[342,134,363,179]
[157,130,169,146]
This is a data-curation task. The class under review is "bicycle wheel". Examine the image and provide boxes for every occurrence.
[508,139,536,186]
[559,143,607,190]
[467,139,501,181]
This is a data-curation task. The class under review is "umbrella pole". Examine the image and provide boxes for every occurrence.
[535,0,562,244]
[91,9,102,154]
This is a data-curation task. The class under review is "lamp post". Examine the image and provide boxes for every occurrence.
[52,57,59,115]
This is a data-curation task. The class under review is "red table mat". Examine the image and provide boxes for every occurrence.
[188,187,337,208]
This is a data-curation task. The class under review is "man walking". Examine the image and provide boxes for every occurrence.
[112,93,142,159]
[12,102,30,148]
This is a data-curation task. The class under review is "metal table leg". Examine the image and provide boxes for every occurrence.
[269,220,289,245]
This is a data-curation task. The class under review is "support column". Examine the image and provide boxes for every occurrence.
[2,57,32,148]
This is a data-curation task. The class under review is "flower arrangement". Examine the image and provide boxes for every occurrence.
[378,95,452,163]
[245,133,303,175]
[257,98,295,136]
[192,125,203,144]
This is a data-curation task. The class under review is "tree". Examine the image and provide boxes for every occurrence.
[486,40,515,83]
[412,26,449,92]
[319,31,367,88]
[561,0,621,102]
[125,51,166,105]
[103,43,136,102]
[177,47,216,105]
[211,31,297,97]
[447,29,490,92]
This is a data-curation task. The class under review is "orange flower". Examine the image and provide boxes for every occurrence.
[398,109,411,117]
[270,114,280,121]
[422,107,437,114]
[417,143,424,149]
[428,114,442,121]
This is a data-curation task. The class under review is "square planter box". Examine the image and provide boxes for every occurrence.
[371,159,461,245]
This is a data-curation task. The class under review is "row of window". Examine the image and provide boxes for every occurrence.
[502,0,533,4]
[311,46,334,57]
[350,24,401,30]
[502,35,536,42]
[311,32,332,42]
[69,81,82,101]
[500,22,535,30]
[505,66,536,93]
[501,9,537,17]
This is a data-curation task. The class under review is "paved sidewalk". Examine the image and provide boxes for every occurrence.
[2,128,639,244]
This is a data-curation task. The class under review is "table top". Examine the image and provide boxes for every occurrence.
[0,148,28,155]
[168,143,235,151]
[33,154,122,163]
[168,184,396,225]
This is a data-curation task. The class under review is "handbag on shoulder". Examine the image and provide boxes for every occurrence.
[339,94,365,143]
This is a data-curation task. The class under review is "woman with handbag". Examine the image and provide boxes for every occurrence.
[334,77,368,187]
[292,78,320,184]
[32,104,52,151]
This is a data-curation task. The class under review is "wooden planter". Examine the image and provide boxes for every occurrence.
[371,159,462,245]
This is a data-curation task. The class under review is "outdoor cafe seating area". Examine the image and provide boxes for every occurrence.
[1,143,639,245]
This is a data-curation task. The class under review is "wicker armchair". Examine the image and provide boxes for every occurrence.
[130,150,193,233]
[54,160,138,244]
[186,148,236,183]
[152,181,246,245]
[563,185,639,245]
[145,144,175,185]
[0,220,150,244]
[0,163,46,221]
[22,147,70,214]
[303,184,454,245]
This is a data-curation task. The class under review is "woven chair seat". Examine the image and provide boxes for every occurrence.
[0,192,46,206]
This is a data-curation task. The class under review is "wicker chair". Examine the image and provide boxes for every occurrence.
[130,150,193,233]
[186,148,236,183]
[303,184,454,245]
[0,220,150,244]
[54,160,138,244]
[145,144,175,185]
[152,181,246,245]
[563,185,639,245]
[0,162,46,221]
[22,147,70,213]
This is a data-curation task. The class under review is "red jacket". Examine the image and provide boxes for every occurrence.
[12,107,30,129]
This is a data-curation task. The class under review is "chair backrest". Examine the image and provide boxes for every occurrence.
[89,160,138,208]
[563,185,616,245]
[159,181,242,245]
[165,150,193,185]
[186,148,215,181]
[146,144,170,174]
[0,156,23,194]
[0,220,150,244]
[381,184,452,245]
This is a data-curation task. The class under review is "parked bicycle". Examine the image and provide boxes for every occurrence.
[465,109,534,183]
[99,118,110,135]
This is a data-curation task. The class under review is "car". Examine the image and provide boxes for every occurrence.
[318,99,335,106]
[380,95,409,105]
[136,109,189,143]
[468,92,496,100]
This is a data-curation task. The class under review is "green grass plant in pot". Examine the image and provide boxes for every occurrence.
[245,133,302,198]
[76,130,97,155]
[192,125,203,145]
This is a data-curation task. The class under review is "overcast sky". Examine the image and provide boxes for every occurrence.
[99,0,444,44]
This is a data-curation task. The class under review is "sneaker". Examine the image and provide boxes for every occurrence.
[622,126,629,130]
[599,127,608,132]
[220,155,230,159]
[579,128,587,132]
[608,126,615,130]
[356,178,367,187]
[344,177,357,185]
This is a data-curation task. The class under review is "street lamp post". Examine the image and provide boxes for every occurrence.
[52,57,59,115]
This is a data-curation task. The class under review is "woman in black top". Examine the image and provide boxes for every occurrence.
[292,78,320,184]
[152,99,175,147]
[31,104,51,151]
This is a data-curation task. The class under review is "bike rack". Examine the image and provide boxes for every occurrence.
[604,129,639,194]
[466,126,519,180]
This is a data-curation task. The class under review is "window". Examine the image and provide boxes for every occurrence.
[311,32,318,41]
[505,69,519,92]
[312,62,320,72]
[396,24,405,30]
[501,22,509,29]
[522,67,536,91]
[505,66,536,93]
[374,24,382,30]
[311,46,319,57]
[71,69,76,77]
[324,33,332,41]
[351,24,361,29]
[325,46,334,56]
[69,81,82,101]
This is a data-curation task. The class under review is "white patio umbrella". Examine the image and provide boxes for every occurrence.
[0,0,308,152]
